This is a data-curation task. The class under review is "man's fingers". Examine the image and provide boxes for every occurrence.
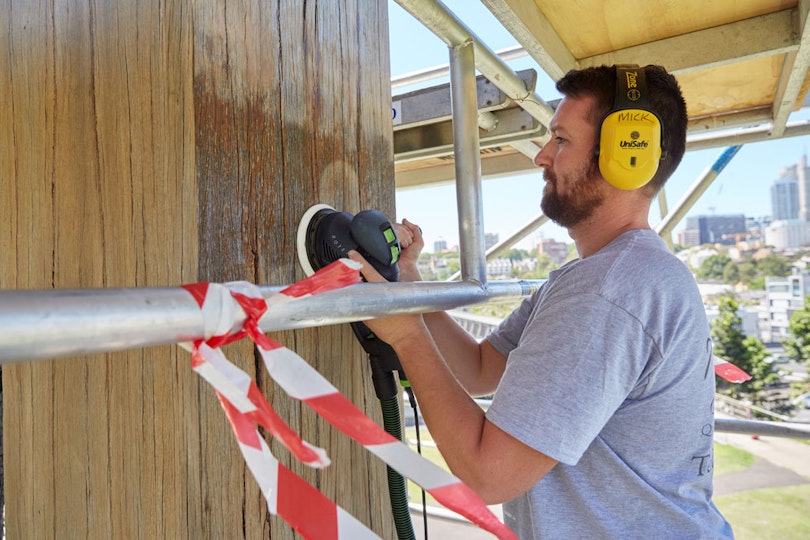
[347,250,387,283]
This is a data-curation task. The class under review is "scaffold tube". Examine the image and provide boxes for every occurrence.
[0,279,540,364]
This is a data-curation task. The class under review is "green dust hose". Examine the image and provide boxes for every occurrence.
[380,395,416,540]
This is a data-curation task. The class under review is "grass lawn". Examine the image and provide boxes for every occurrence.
[713,443,810,539]
[405,431,809,538]
[715,485,810,539]
[714,441,755,475]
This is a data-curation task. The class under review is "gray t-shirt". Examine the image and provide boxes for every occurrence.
[486,229,733,539]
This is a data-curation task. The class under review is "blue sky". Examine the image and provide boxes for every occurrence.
[389,1,810,249]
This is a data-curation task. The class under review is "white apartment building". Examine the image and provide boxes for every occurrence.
[761,267,810,343]
[764,219,810,250]
[704,304,761,339]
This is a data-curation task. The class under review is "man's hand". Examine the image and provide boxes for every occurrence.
[392,219,423,282]
[347,248,427,348]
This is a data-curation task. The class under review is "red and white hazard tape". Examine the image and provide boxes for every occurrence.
[217,392,377,539]
[713,355,752,383]
[181,259,516,540]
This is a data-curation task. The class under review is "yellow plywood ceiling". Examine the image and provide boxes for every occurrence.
[536,0,797,58]
[679,56,782,117]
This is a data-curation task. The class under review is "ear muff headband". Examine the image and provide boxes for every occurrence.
[598,65,663,190]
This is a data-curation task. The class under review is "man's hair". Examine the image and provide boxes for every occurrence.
[555,65,688,194]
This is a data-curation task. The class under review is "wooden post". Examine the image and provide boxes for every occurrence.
[0,0,395,537]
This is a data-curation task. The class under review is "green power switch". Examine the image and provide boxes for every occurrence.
[390,245,400,263]
[383,227,396,243]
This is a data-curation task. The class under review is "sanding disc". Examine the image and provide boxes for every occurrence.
[295,203,335,276]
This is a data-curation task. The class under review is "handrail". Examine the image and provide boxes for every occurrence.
[0,279,541,364]
[391,44,528,89]
[394,0,554,126]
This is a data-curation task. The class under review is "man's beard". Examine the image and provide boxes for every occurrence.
[541,160,605,229]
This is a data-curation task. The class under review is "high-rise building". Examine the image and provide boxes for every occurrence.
[771,173,799,220]
[790,155,810,220]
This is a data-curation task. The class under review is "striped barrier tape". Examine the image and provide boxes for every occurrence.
[181,259,516,539]
[713,355,752,383]
[217,391,377,539]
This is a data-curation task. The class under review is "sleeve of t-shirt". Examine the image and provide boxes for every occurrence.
[486,292,656,466]
[487,289,538,354]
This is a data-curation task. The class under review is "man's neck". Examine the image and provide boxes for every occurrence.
[568,196,652,258]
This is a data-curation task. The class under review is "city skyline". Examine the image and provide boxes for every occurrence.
[389,1,810,251]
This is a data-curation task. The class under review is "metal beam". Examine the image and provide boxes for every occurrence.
[394,106,544,163]
[391,44,529,89]
[686,120,810,151]
[395,150,537,189]
[480,0,576,80]
[394,0,555,125]
[392,68,538,130]
[771,0,810,136]
[715,418,810,440]
[687,107,775,135]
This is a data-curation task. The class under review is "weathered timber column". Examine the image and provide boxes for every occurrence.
[0,0,395,537]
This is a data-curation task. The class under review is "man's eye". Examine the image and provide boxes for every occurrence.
[555,137,566,144]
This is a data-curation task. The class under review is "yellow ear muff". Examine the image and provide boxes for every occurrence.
[598,66,664,190]
[598,108,662,190]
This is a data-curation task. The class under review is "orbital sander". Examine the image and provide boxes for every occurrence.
[295,204,418,538]
[296,204,401,282]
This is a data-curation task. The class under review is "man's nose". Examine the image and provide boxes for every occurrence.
[534,143,551,168]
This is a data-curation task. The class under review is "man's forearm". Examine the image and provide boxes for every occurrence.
[422,311,504,396]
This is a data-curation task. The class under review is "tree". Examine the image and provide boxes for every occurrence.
[697,253,732,281]
[737,261,758,285]
[784,296,810,403]
[722,262,739,284]
[756,254,789,277]
[532,253,557,278]
[711,294,777,403]
[506,248,526,262]
[784,295,810,366]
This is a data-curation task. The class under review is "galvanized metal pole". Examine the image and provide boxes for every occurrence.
[715,418,810,440]
[0,279,541,364]
[449,40,487,284]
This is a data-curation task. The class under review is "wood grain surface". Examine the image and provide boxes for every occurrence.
[1,0,395,537]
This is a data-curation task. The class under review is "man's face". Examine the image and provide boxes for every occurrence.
[534,95,606,229]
